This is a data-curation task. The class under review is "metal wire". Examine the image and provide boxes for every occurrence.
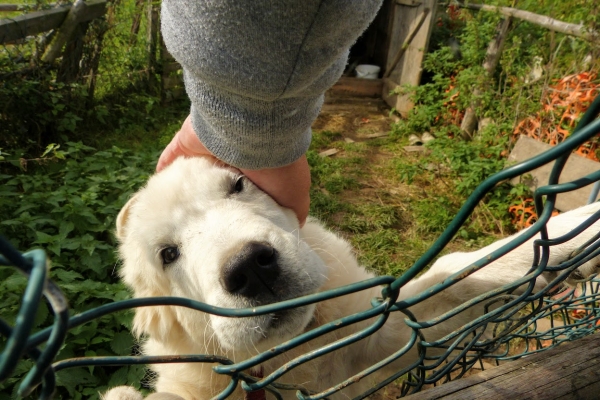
[2,97,600,399]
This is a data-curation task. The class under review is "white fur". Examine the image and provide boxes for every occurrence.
[104,157,600,399]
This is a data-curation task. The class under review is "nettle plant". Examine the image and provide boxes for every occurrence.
[0,143,158,399]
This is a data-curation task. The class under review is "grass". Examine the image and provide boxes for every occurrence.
[304,77,534,280]
[306,123,507,278]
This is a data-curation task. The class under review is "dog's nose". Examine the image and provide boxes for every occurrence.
[221,242,280,297]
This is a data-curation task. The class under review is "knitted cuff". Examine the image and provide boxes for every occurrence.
[185,73,319,169]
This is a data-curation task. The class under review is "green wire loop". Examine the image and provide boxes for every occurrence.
[2,96,600,399]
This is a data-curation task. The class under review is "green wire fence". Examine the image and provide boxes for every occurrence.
[2,96,600,399]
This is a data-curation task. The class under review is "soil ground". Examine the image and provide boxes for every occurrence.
[310,93,503,399]
[309,92,491,277]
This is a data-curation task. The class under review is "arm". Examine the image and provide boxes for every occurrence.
[158,0,383,223]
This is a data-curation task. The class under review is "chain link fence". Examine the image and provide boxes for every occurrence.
[2,96,600,398]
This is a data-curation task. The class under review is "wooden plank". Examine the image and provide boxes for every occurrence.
[382,0,437,116]
[507,135,600,212]
[42,0,88,63]
[404,332,600,399]
[0,5,25,12]
[0,0,106,44]
[396,0,423,5]
[329,76,383,98]
[383,7,430,79]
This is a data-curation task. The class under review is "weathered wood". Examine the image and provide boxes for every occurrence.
[329,76,384,98]
[146,0,159,89]
[396,0,422,6]
[0,0,106,44]
[382,0,437,116]
[41,0,87,63]
[507,135,600,212]
[56,20,89,83]
[318,149,339,157]
[321,94,386,113]
[404,332,600,399]
[82,1,112,103]
[383,7,430,79]
[0,3,59,12]
[0,4,25,12]
[459,2,598,42]
[460,17,511,139]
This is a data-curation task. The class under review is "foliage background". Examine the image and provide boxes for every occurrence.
[1,0,186,397]
[1,0,599,398]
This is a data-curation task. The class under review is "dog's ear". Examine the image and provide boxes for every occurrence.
[116,193,140,241]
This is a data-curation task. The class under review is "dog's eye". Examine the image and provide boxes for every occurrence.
[232,176,244,194]
[161,246,180,265]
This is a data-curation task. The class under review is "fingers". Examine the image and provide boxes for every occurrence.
[158,115,311,225]
[156,116,213,172]
[241,155,311,226]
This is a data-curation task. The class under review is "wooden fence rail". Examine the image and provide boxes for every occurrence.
[0,0,106,44]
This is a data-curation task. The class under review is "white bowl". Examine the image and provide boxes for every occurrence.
[355,64,381,79]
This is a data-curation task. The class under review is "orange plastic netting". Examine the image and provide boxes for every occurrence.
[513,72,600,161]
[509,72,600,228]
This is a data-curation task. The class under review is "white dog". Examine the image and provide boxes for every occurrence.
[104,157,600,400]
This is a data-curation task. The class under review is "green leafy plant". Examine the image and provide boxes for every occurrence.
[0,143,158,399]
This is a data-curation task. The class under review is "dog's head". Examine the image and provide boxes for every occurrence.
[116,157,327,353]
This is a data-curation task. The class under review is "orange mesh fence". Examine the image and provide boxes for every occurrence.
[513,72,600,161]
[509,72,600,228]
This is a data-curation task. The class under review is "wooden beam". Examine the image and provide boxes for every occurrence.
[459,2,598,42]
[0,4,58,12]
[0,4,25,12]
[382,0,437,116]
[383,7,430,79]
[41,0,87,63]
[329,76,384,98]
[403,332,600,399]
[0,0,106,44]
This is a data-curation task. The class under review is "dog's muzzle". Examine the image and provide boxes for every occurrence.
[220,242,280,298]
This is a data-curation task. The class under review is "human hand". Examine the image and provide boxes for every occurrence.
[157,116,311,226]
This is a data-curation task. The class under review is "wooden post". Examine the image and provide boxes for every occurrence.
[382,0,438,117]
[383,8,430,79]
[56,21,89,83]
[460,17,512,139]
[0,0,106,44]
[84,20,109,105]
[41,0,87,63]
[146,0,159,91]
[159,26,188,103]
[129,0,145,45]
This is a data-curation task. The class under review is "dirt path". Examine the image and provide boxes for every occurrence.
[309,94,504,399]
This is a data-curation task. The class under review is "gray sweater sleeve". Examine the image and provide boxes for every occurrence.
[161,0,382,169]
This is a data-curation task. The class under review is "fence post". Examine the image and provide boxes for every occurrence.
[460,17,512,139]
[146,0,159,92]
[129,0,145,45]
[41,0,86,64]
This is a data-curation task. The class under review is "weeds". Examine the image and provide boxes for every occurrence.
[0,143,158,399]
[1,0,599,397]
